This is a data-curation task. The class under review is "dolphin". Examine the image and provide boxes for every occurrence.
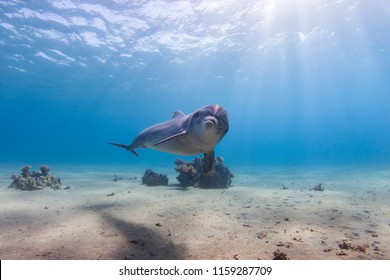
[109,104,229,173]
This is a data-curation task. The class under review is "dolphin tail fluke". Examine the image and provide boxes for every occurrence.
[109,142,139,157]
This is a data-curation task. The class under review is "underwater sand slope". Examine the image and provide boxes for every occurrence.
[0,164,389,260]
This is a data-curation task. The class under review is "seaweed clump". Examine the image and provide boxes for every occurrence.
[141,169,168,186]
[8,165,62,191]
[174,156,233,188]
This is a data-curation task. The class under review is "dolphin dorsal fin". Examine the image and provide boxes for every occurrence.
[172,110,185,119]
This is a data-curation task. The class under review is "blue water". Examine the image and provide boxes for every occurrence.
[1,0,390,168]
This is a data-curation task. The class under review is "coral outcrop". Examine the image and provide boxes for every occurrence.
[174,156,233,188]
[141,169,168,186]
[8,165,62,190]
[310,183,324,191]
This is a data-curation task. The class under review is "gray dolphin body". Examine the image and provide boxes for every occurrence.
[109,104,229,172]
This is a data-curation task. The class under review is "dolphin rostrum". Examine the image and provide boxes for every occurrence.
[109,104,229,172]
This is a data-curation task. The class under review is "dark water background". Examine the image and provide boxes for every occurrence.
[1,0,390,168]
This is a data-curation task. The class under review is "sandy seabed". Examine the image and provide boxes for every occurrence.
[0,163,389,260]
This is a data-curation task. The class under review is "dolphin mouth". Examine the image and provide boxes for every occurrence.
[216,110,229,133]
[218,117,229,131]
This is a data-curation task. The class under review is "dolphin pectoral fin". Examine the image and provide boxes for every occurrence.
[109,142,139,157]
[203,150,215,173]
[152,131,187,146]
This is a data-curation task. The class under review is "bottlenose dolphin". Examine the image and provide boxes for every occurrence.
[109,104,229,172]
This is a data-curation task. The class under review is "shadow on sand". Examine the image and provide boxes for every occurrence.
[84,203,188,260]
